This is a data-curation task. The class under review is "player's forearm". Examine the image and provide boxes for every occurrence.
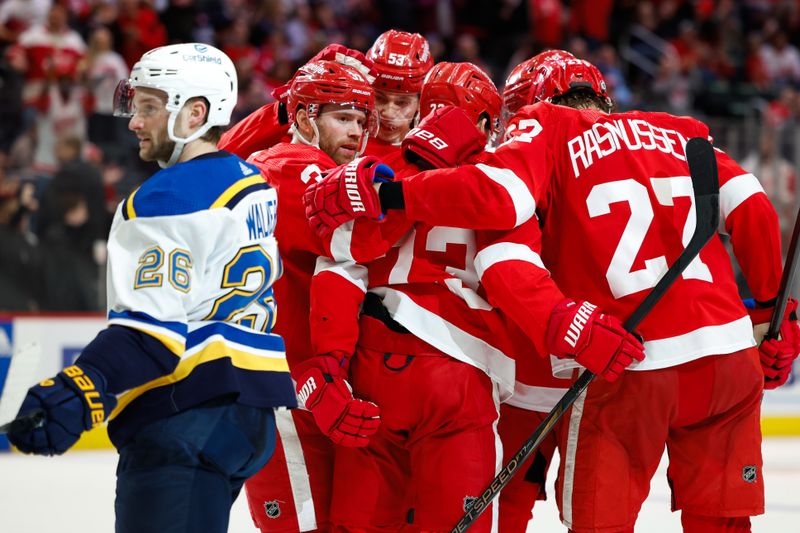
[479,259,565,356]
[75,325,180,394]
[727,194,783,302]
[309,260,368,358]
[379,163,535,230]
[218,101,289,158]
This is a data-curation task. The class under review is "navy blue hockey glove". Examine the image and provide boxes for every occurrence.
[8,364,116,455]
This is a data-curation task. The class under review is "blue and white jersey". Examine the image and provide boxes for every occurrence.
[80,151,296,446]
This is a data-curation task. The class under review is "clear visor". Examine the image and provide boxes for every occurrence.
[375,91,419,131]
[113,80,136,118]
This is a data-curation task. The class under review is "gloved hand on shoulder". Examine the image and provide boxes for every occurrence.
[303,156,394,238]
[272,44,376,103]
[402,105,487,170]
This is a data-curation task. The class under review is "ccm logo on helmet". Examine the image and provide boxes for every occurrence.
[344,163,366,212]
[409,127,449,150]
[564,301,597,348]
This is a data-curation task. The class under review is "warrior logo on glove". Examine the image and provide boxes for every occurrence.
[344,161,367,213]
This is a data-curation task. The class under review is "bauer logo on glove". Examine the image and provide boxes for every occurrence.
[406,127,450,150]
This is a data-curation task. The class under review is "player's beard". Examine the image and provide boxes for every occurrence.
[141,130,176,163]
[319,130,360,166]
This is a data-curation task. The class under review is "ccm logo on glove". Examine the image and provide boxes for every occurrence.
[564,301,598,348]
[344,162,367,213]
[60,365,106,427]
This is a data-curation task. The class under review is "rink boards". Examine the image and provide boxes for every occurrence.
[1,314,799,451]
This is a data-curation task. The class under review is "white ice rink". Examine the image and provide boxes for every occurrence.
[1,438,798,532]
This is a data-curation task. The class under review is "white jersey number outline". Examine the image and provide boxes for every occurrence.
[386,226,490,310]
[586,176,712,299]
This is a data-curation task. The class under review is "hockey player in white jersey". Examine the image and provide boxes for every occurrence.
[7,43,296,533]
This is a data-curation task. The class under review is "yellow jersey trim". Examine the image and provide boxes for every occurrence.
[210,176,266,209]
[108,340,289,420]
[126,187,139,220]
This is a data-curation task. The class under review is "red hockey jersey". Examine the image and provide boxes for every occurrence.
[248,143,364,368]
[220,102,292,159]
[398,102,783,372]
[313,155,571,405]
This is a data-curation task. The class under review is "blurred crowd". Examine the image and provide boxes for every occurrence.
[1,0,800,312]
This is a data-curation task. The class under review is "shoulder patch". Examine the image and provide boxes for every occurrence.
[239,161,255,176]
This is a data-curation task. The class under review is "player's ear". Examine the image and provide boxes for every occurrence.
[187,97,209,129]
[295,107,316,141]
[477,116,490,137]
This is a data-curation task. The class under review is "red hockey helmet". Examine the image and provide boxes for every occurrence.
[287,60,378,136]
[532,57,611,109]
[366,30,433,94]
[502,49,574,115]
[420,61,502,135]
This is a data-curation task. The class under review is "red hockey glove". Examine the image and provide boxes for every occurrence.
[546,299,645,382]
[272,45,376,103]
[293,354,380,447]
[402,105,487,170]
[303,156,394,238]
[748,298,800,389]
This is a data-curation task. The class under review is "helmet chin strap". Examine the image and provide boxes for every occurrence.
[159,112,213,168]
[290,118,321,150]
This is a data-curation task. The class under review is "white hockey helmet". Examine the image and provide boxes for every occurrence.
[114,43,237,167]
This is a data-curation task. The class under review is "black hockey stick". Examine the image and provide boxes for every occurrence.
[0,408,45,435]
[766,206,800,339]
[451,137,720,533]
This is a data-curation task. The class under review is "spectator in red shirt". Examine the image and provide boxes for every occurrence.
[116,0,167,68]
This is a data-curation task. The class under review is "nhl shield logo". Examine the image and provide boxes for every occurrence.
[463,496,477,512]
[742,466,757,483]
[264,500,281,519]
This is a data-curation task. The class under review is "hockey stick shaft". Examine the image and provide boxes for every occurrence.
[767,206,800,339]
[0,408,45,434]
[451,137,720,533]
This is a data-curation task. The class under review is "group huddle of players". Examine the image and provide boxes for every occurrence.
[212,29,800,533]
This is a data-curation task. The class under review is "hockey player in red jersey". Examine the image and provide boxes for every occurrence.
[411,58,573,533]
[364,30,434,159]
[218,44,376,159]
[239,60,381,533]
[305,55,800,533]
[488,48,580,533]
[305,60,642,533]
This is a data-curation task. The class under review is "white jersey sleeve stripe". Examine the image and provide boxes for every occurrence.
[474,242,547,280]
[313,256,367,293]
[329,221,356,262]
[475,163,536,227]
[719,173,764,221]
